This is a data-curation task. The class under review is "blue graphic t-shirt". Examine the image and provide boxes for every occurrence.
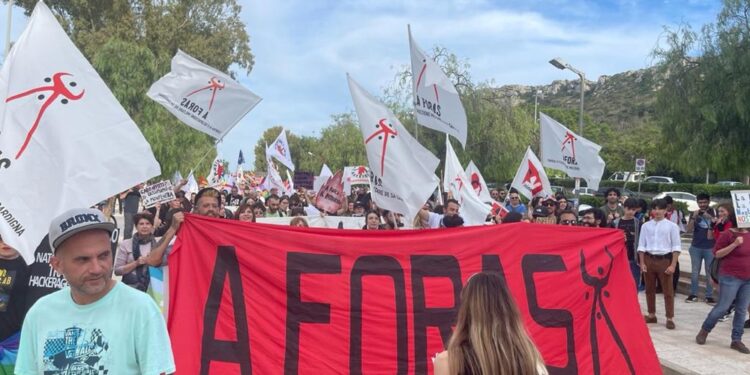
[15,282,175,375]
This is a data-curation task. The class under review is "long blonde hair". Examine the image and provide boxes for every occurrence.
[447,272,546,375]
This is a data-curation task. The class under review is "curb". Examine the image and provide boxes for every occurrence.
[661,358,701,375]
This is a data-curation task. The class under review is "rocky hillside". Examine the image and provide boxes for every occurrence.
[496,67,662,130]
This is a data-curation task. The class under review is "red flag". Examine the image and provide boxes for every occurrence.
[168,215,661,374]
[491,201,509,218]
[511,147,553,200]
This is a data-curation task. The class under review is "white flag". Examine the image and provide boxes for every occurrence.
[343,166,371,194]
[511,147,553,201]
[348,75,439,221]
[0,2,161,263]
[313,164,333,193]
[206,157,226,185]
[444,138,491,226]
[285,170,295,196]
[185,171,199,194]
[540,113,606,190]
[267,128,295,171]
[172,170,184,186]
[147,50,261,139]
[264,148,286,193]
[409,27,468,147]
[465,160,493,203]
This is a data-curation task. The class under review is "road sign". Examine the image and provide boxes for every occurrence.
[635,158,646,172]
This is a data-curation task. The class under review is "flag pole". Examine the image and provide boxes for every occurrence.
[191,137,222,177]
[4,0,13,57]
[407,24,420,143]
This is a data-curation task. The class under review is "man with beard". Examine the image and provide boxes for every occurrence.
[419,199,465,228]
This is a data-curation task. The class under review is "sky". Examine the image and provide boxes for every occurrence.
[1,0,721,172]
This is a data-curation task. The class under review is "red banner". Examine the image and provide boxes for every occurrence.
[168,214,661,374]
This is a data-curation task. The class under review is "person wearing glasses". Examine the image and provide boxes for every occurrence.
[557,210,578,226]
[504,190,527,215]
[542,197,558,217]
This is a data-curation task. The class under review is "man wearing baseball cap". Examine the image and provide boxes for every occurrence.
[15,208,175,374]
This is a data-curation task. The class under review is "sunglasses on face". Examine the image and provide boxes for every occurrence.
[560,219,577,225]
[544,202,556,207]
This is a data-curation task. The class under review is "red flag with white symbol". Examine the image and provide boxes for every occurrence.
[511,147,553,201]
[0,2,160,263]
[347,75,439,221]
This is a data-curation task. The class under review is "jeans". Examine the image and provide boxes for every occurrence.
[629,260,642,292]
[123,212,135,240]
[701,274,750,341]
[689,245,714,298]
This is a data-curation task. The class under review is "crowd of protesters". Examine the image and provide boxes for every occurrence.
[0,179,748,373]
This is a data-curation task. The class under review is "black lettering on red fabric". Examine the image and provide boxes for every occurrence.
[522,254,577,375]
[284,252,341,374]
[410,255,461,375]
[200,246,252,374]
[349,256,408,375]
[481,254,507,278]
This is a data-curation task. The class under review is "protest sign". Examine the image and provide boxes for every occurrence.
[139,180,176,208]
[343,166,371,194]
[169,214,661,374]
[315,170,346,214]
[732,190,750,228]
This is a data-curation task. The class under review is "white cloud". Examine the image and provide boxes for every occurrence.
[1,1,718,172]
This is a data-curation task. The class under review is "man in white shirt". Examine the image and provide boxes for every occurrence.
[638,199,682,330]
[419,199,463,228]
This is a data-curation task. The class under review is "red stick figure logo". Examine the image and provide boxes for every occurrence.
[561,131,577,159]
[185,76,224,116]
[275,140,287,157]
[5,72,85,159]
[365,118,398,177]
[452,176,464,194]
[416,59,440,104]
[470,172,482,193]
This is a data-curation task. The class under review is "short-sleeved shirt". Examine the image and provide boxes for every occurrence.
[427,212,444,228]
[714,231,750,280]
[505,203,527,215]
[691,210,715,249]
[0,256,30,341]
[637,219,681,255]
[16,282,175,375]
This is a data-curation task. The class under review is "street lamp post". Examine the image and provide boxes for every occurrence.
[534,90,542,124]
[549,57,586,201]
[549,57,585,135]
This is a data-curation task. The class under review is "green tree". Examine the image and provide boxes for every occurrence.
[9,0,255,179]
[652,0,750,180]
